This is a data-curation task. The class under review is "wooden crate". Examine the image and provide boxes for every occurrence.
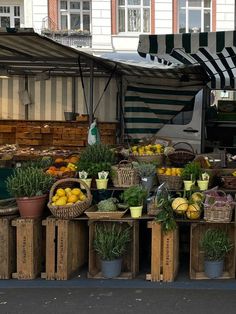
[41,217,88,280]
[146,221,179,282]
[190,222,235,279]
[12,218,42,280]
[0,216,17,279]
[87,219,139,279]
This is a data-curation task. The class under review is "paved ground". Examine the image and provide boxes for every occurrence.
[0,286,236,314]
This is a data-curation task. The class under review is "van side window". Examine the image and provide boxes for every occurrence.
[168,109,193,125]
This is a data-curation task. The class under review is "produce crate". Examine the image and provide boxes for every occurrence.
[41,217,88,280]
[87,219,139,279]
[12,218,43,280]
[146,221,179,282]
[0,216,17,279]
[190,222,235,279]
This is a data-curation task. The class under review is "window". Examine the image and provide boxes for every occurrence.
[0,5,22,28]
[59,0,91,32]
[118,0,151,33]
[179,0,211,33]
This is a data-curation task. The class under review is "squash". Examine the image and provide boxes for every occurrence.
[171,197,188,214]
[186,203,201,220]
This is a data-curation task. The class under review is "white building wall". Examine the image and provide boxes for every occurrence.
[216,0,235,31]
[23,0,33,28]
[91,0,113,51]
[155,0,173,34]
[31,0,48,33]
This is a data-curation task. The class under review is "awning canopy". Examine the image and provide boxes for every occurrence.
[138,30,236,90]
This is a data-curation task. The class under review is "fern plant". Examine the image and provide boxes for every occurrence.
[6,167,54,198]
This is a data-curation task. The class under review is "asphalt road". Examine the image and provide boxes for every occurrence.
[0,287,236,314]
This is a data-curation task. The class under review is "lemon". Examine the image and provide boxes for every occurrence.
[55,197,67,206]
[71,188,81,196]
[67,194,78,203]
[52,202,56,206]
[66,202,74,206]
[52,195,59,202]
[65,188,72,194]
[56,188,66,197]
[79,194,87,201]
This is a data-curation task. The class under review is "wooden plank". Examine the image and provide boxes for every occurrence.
[147,221,161,281]
[12,218,42,280]
[190,223,235,280]
[0,216,17,279]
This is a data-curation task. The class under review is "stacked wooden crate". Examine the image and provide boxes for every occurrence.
[0,126,16,145]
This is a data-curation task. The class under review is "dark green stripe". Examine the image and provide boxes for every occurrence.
[125,107,179,115]
[216,31,225,52]
[182,33,191,53]
[149,35,158,54]
[127,85,197,96]
[166,34,174,53]
[125,128,161,134]
[125,117,173,123]
[125,96,192,105]
[199,32,208,47]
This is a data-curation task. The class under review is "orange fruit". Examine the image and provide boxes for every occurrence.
[49,166,57,171]
[60,166,67,172]
[55,158,64,163]
[69,156,79,164]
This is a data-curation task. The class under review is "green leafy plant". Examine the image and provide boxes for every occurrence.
[21,156,53,169]
[93,223,130,260]
[155,195,177,233]
[201,229,233,261]
[135,162,156,177]
[181,161,202,181]
[6,167,54,198]
[121,185,148,207]
[97,198,118,212]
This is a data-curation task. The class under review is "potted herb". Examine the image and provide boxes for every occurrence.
[135,162,156,192]
[78,170,92,189]
[121,185,148,218]
[93,223,130,278]
[197,171,210,191]
[6,167,54,218]
[200,229,233,279]
[96,171,109,190]
[181,161,201,190]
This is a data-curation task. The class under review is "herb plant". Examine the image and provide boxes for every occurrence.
[94,223,130,260]
[135,162,156,178]
[121,185,148,207]
[155,195,177,233]
[181,161,202,181]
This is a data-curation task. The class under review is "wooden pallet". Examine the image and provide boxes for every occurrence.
[87,219,139,279]
[146,221,179,282]
[41,217,88,280]
[0,216,17,279]
[12,218,43,280]
[190,222,236,279]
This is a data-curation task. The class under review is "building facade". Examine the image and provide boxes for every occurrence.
[0,1,235,51]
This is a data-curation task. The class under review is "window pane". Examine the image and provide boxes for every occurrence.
[128,0,141,5]
[179,9,186,33]
[204,0,211,7]
[60,1,67,10]
[83,1,90,10]
[204,9,211,31]
[0,16,10,27]
[61,15,68,29]
[83,14,90,31]
[189,0,201,7]
[143,8,150,32]
[128,8,141,32]
[14,6,20,17]
[118,8,125,32]
[71,14,80,29]
[179,0,186,8]
[0,7,3,13]
[70,1,80,10]
[4,7,10,13]
[189,10,201,32]
[118,0,125,5]
[14,18,20,28]
[143,0,150,5]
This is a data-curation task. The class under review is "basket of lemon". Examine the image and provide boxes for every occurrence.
[157,167,183,190]
[130,144,164,165]
[47,178,92,219]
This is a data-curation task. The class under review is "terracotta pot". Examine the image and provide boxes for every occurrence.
[16,194,47,218]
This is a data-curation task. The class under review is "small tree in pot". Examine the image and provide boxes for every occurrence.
[200,228,233,279]
[6,167,54,218]
[135,162,156,192]
[94,223,130,278]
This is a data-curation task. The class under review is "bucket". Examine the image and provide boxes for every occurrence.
[130,205,143,218]
[64,112,76,121]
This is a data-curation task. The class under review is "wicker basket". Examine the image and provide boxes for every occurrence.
[131,153,164,165]
[203,190,234,223]
[47,178,92,219]
[220,176,236,189]
[157,174,183,190]
[147,198,162,216]
[84,205,128,219]
[168,142,195,167]
[111,160,139,188]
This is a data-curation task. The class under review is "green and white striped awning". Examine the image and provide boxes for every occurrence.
[138,31,236,90]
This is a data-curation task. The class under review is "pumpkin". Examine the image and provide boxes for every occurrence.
[171,197,188,214]
[190,192,204,203]
[186,203,201,220]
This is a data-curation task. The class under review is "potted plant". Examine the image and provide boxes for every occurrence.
[6,167,54,218]
[200,228,233,279]
[181,161,201,190]
[78,170,92,189]
[96,171,109,190]
[197,171,210,191]
[121,185,148,218]
[93,223,130,278]
[135,162,156,192]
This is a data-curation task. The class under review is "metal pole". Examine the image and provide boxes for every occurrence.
[24,75,29,120]
[72,76,76,114]
[89,60,94,125]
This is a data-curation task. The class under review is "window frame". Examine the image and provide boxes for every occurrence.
[117,0,151,34]
[59,0,91,32]
[0,5,22,28]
